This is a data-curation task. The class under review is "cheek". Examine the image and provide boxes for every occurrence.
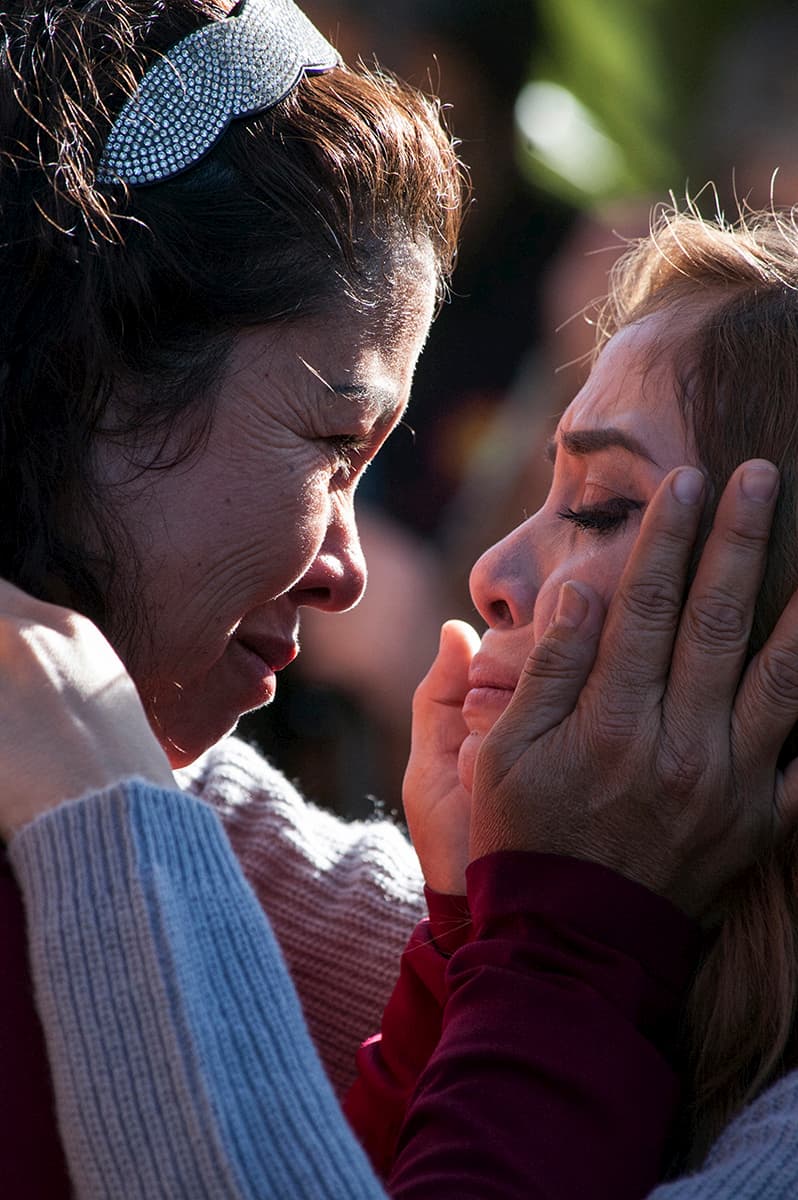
[532,530,636,640]
[200,479,328,606]
[117,464,331,660]
[176,449,326,566]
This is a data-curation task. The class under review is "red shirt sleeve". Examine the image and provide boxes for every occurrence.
[344,889,472,1174]
[386,851,700,1200]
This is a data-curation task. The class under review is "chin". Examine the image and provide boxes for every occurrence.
[153,710,243,770]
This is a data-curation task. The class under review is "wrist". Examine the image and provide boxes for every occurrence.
[465,850,701,992]
[424,885,471,955]
[421,865,467,896]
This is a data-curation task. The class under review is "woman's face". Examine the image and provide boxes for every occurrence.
[102,246,437,766]
[463,312,695,781]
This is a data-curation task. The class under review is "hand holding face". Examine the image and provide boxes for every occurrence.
[470,461,798,922]
[0,581,175,841]
[403,619,480,894]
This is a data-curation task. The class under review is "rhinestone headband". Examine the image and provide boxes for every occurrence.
[97,0,341,186]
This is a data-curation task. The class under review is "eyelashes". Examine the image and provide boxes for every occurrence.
[557,496,643,536]
[324,433,372,480]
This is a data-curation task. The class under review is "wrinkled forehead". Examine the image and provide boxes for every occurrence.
[559,311,690,436]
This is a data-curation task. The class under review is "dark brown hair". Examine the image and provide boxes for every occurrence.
[600,206,798,1163]
[0,0,463,633]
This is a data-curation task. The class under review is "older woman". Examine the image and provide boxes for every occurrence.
[3,1,798,1197]
[0,0,458,1192]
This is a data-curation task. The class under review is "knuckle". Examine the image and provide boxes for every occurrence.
[755,642,798,706]
[657,733,706,803]
[620,573,682,630]
[590,718,636,755]
[600,721,638,752]
[523,633,583,682]
[60,609,86,635]
[61,609,100,643]
[682,587,749,650]
[589,696,641,750]
[721,518,772,552]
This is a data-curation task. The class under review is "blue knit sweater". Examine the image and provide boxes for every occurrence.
[9,781,798,1199]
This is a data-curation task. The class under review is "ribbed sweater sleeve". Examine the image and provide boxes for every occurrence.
[649,1068,798,1199]
[8,781,386,1200]
[179,738,425,1095]
[13,756,798,1200]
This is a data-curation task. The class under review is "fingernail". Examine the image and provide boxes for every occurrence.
[740,462,779,504]
[555,581,589,629]
[672,467,705,505]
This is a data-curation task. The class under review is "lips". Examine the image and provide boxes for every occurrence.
[461,654,519,733]
[225,631,299,714]
[466,656,519,695]
[235,633,298,674]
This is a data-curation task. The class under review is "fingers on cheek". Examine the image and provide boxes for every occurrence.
[546,582,607,646]
[734,641,798,759]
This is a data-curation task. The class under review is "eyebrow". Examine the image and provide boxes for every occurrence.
[330,383,398,417]
[297,356,397,419]
[546,427,661,467]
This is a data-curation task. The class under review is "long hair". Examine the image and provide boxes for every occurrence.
[0,0,464,639]
[600,205,798,1162]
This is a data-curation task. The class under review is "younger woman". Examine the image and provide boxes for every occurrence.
[356,205,798,1191]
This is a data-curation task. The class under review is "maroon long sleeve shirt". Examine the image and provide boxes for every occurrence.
[346,851,700,1200]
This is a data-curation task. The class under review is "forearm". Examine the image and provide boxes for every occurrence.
[183,737,425,1095]
[9,782,385,1200]
[9,781,702,1200]
[388,852,700,1200]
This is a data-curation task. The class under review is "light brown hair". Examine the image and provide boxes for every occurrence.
[601,206,798,1163]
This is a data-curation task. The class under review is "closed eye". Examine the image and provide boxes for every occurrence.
[324,433,372,480]
[557,497,643,536]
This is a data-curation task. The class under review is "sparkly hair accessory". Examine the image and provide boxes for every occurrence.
[97,0,340,186]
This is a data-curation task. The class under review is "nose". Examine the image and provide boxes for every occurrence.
[469,518,539,629]
[290,495,367,614]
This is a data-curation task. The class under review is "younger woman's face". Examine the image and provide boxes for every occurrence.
[463,312,695,776]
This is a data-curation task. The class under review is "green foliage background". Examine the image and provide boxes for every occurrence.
[528,0,764,203]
